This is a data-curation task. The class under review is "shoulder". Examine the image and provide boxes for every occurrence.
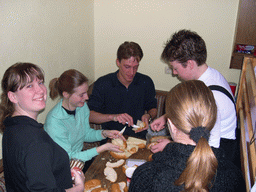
[46,100,68,120]
[135,73,155,87]
[93,72,117,90]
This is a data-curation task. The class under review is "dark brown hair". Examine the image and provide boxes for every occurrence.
[166,80,218,191]
[161,29,207,67]
[49,69,88,100]
[117,41,143,62]
[0,62,44,132]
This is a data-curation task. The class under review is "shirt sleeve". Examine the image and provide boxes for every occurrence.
[45,117,100,162]
[24,142,66,192]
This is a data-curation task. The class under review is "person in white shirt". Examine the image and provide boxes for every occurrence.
[150,29,238,166]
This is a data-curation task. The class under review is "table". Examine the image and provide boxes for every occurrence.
[84,147,152,190]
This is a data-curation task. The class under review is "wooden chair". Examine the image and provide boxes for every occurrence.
[236,56,256,191]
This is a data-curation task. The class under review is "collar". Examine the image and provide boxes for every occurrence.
[4,116,43,129]
[113,70,140,88]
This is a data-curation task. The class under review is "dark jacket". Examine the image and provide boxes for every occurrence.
[3,116,73,192]
[129,142,246,192]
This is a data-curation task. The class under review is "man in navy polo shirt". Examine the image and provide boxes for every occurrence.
[88,41,157,139]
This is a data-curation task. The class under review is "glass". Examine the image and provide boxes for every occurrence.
[146,124,169,145]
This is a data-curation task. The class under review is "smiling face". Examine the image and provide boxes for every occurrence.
[63,82,89,111]
[8,77,47,119]
[116,56,139,87]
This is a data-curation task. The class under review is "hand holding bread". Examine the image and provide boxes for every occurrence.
[110,137,146,159]
[147,136,171,153]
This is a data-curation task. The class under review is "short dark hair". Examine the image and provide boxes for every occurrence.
[161,29,207,67]
[117,41,143,62]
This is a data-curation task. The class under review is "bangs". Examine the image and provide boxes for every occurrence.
[8,63,45,92]
[19,68,44,89]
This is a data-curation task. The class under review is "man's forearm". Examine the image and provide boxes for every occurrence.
[89,111,115,124]
[147,108,157,120]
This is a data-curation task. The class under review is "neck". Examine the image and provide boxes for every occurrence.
[117,72,131,88]
[62,98,76,111]
[12,110,38,121]
[174,131,196,146]
[195,63,208,79]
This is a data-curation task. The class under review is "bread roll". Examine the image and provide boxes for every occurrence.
[106,159,125,168]
[111,182,127,192]
[112,138,127,152]
[109,151,132,159]
[111,183,121,192]
[104,167,117,182]
[110,137,146,159]
[91,187,108,192]
[149,136,169,143]
[84,179,101,192]
[126,137,146,149]
[132,120,146,131]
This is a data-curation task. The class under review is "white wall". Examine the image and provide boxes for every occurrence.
[0,0,94,158]
[94,0,241,91]
[0,0,241,159]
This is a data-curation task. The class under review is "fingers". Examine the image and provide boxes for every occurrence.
[117,133,126,141]
[71,169,85,184]
[116,113,133,125]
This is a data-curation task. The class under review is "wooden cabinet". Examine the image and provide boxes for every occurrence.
[229,0,256,69]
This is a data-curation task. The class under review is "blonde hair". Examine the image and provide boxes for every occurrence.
[165,80,218,192]
[49,69,88,100]
[0,63,44,132]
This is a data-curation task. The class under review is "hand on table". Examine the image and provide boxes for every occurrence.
[150,138,171,153]
[150,115,167,131]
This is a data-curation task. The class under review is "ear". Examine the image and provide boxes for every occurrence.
[167,118,177,134]
[187,60,195,70]
[62,91,71,99]
[7,91,18,104]
[116,59,120,68]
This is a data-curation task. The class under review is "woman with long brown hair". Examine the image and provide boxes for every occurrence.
[0,63,85,191]
[129,80,245,192]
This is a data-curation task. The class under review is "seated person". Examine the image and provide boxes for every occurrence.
[0,63,85,191]
[129,80,245,192]
[88,41,157,139]
[44,69,125,172]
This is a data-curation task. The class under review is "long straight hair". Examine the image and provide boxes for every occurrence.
[166,80,218,192]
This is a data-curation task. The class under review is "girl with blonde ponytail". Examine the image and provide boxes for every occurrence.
[129,80,245,192]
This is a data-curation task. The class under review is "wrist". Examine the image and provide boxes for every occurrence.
[146,113,152,122]
[111,114,117,122]
[102,130,107,138]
